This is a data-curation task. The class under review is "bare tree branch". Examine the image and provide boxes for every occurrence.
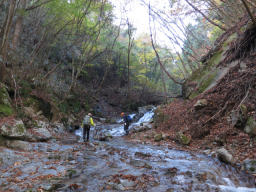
[184,0,227,31]
[148,3,183,85]
[240,0,256,26]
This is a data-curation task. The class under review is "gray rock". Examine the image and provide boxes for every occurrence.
[25,120,52,141]
[6,140,32,151]
[21,163,41,173]
[120,179,136,187]
[0,119,27,139]
[244,117,256,136]
[113,183,126,191]
[131,124,152,133]
[0,148,29,169]
[95,132,112,141]
[242,159,256,174]
[216,148,234,164]
[51,122,65,134]
[130,159,146,167]
[40,184,53,191]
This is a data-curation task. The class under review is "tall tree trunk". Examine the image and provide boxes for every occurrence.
[12,0,27,49]
[1,0,16,58]
[148,3,183,85]
[160,67,168,104]
[0,0,16,82]
[127,19,134,98]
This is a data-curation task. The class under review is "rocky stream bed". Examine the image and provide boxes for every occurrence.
[0,110,256,192]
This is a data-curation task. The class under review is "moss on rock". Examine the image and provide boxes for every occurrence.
[185,33,237,99]
[245,117,256,136]
[177,132,191,145]
[0,104,13,116]
[16,123,26,135]
[0,84,13,117]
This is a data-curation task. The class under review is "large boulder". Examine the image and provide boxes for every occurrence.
[0,119,27,139]
[51,122,66,134]
[0,83,13,116]
[130,122,153,133]
[244,117,256,136]
[5,140,33,151]
[94,131,112,141]
[25,120,52,141]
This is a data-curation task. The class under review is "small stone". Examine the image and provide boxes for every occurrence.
[120,179,136,187]
[176,132,191,145]
[154,133,163,142]
[130,159,146,167]
[194,99,208,110]
[244,117,256,136]
[216,148,234,164]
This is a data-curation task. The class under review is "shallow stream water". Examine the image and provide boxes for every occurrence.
[0,111,255,191]
[72,111,256,192]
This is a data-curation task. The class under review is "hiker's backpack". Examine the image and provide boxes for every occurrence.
[83,115,90,125]
[127,115,132,122]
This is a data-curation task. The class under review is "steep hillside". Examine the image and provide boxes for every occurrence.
[154,20,256,163]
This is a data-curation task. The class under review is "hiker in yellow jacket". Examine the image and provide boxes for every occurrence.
[81,113,95,142]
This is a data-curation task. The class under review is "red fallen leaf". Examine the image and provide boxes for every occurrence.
[34,174,55,180]
[14,162,21,166]
[69,183,80,189]
[121,174,137,181]
[48,166,57,170]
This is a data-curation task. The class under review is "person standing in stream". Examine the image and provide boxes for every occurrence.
[81,113,95,142]
[121,112,132,135]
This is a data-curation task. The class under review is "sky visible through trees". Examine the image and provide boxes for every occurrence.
[109,0,195,49]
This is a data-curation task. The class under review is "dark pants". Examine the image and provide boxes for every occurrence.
[83,124,90,141]
[124,122,129,135]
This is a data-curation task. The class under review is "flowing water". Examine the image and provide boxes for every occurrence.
[0,110,255,191]
[72,110,256,192]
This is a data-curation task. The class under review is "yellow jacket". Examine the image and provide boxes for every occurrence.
[89,117,95,126]
[81,116,95,127]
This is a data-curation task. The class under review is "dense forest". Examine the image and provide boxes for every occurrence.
[0,0,256,191]
[1,0,254,115]
[0,0,236,117]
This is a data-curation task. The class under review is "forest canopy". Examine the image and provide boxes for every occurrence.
[0,0,255,108]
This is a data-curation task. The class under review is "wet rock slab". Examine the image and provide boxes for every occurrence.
[0,134,256,192]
